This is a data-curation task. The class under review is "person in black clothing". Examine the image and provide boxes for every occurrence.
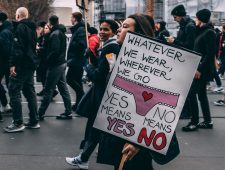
[0,11,13,121]
[65,19,120,169]
[36,22,59,98]
[167,4,196,49]
[96,14,179,170]
[167,4,196,119]
[182,9,216,131]
[218,25,225,78]
[4,7,39,132]
[36,21,47,95]
[37,15,72,120]
[155,21,170,42]
[66,12,87,111]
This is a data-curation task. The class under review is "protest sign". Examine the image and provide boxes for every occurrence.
[93,32,201,154]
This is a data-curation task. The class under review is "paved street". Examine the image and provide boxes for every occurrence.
[0,80,225,170]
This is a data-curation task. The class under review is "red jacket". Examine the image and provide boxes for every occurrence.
[88,34,99,56]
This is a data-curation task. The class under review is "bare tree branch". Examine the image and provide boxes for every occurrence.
[0,0,54,22]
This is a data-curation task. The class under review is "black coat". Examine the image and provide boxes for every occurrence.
[46,25,66,67]
[174,16,196,50]
[10,19,38,70]
[194,24,216,80]
[76,38,120,119]
[97,132,180,170]
[156,28,170,42]
[67,22,87,67]
[0,20,13,70]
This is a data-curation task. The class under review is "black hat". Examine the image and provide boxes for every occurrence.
[0,11,8,22]
[37,21,47,28]
[196,9,211,23]
[171,5,186,16]
[49,15,59,26]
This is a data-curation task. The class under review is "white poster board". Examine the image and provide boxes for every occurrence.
[93,32,201,155]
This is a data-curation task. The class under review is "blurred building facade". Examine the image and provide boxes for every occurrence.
[92,0,165,28]
[166,0,225,29]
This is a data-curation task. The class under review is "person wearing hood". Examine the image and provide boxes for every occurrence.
[167,4,196,120]
[66,12,87,112]
[4,7,39,132]
[182,9,216,131]
[38,15,72,120]
[155,21,170,42]
[0,11,13,121]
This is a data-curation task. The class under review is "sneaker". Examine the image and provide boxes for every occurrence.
[197,121,213,129]
[219,74,225,80]
[182,122,198,132]
[56,113,72,120]
[4,123,25,133]
[65,155,88,169]
[214,99,225,106]
[1,104,12,113]
[24,122,40,129]
[206,85,212,91]
[213,87,224,93]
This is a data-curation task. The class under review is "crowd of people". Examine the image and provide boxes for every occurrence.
[0,4,225,170]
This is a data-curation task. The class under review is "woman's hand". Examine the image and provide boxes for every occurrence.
[122,143,140,162]
[10,66,17,76]
[194,71,201,79]
[166,36,175,44]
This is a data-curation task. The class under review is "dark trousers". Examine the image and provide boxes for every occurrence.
[37,65,47,88]
[80,113,99,162]
[189,78,211,125]
[214,67,222,87]
[66,66,84,106]
[218,53,225,75]
[0,67,9,107]
[38,63,71,115]
[8,68,38,124]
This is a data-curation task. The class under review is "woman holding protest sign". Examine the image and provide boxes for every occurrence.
[65,19,120,169]
[96,14,180,170]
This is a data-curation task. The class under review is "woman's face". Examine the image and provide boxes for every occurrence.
[44,24,50,34]
[117,18,135,44]
[99,22,114,41]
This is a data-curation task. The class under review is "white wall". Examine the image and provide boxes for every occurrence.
[52,0,80,26]
[52,0,79,12]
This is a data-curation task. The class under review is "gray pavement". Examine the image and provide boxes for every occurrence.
[0,80,225,170]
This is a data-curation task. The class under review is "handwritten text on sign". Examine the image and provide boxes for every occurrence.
[94,32,201,154]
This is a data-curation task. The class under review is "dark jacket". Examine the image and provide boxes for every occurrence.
[10,19,38,70]
[97,131,180,170]
[156,28,170,42]
[67,21,87,67]
[0,20,13,69]
[46,25,66,67]
[76,37,120,119]
[194,24,216,80]
[174,16,196,50]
